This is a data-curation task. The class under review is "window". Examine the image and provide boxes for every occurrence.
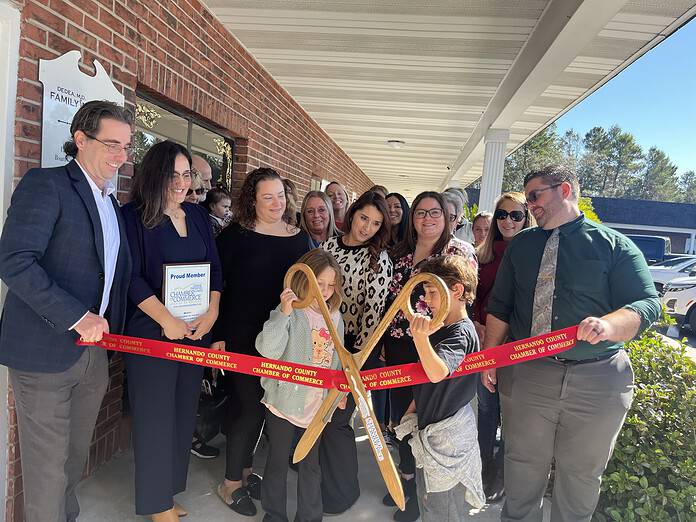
[133,95,234,189]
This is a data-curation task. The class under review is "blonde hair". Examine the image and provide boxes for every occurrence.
[299,191,340,239]
[289,249,344,312]
[418,255,478,305]
[476,192,535,265]
[190,170,203,190]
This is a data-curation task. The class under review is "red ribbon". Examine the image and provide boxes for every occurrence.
[77,326,577,390]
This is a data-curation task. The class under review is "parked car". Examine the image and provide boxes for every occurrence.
[648,255,696,294]
[662,275,696,331]
[626,234,671,264]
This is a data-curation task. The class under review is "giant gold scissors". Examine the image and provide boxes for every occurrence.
[284,264,450,511]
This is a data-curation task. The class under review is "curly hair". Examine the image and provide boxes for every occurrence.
[233,167,293,230]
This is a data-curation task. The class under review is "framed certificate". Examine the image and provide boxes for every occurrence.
[163,262,211,323]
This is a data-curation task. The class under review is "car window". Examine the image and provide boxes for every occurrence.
[679,260,696,273]
[653,257,691,268]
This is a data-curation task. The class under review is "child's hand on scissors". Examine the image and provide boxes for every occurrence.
[409,313,444,340]
[280,288,299,316]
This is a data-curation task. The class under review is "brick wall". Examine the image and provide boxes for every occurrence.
[10,0,372,518]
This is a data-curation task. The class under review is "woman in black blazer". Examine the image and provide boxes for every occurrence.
[122,140,222,522]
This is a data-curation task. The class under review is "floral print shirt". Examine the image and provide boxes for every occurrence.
[386,237,476,340]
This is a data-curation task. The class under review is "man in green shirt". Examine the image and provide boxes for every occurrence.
[481,165,659,522]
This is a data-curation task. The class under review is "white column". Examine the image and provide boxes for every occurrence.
[478,129,509,212]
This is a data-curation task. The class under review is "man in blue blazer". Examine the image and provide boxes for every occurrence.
[0,100,133,522]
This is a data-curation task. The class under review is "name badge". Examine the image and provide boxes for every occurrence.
[162,263,211,323]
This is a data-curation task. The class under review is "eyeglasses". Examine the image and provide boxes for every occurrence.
[448,213,458,222]
[187,188,205,196]
[494,209,526,222]
[413,208,443,219]
[525,183,562,203]
[85,134,133,155]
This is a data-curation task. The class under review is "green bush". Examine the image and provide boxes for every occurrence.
[593,330,696,521]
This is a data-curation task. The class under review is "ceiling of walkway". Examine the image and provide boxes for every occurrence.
[202,0,696,198]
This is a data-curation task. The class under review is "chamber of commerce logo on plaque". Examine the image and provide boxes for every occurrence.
[38,50,125,168]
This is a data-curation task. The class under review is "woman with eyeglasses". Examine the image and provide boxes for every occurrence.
[382,191,476,522]
[299,191,340,248]
[472,191,534,503]
[121,140,223,521]
[185,170,206,204]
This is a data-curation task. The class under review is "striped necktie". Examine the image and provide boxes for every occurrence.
[530,228,560,337]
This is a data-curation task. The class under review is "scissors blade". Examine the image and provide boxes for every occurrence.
[337,344,405,511]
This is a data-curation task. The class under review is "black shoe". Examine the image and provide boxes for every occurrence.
[383,477,414,508]
[383,428,397,448]
[246,473,262,500]
[217,485,256,517]
[191,437,219,459]
[393,494,419,522]
[382,491,397,507]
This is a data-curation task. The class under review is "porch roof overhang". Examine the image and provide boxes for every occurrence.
[202,0,696,197]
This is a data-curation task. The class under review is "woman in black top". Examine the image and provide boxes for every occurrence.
[122,141,222,521]
[213,167,309,516]
[385,192,410,247]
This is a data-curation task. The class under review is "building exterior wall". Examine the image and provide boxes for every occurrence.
[9,0,372,518]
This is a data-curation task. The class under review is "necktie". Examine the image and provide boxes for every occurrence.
[530,228,560,337]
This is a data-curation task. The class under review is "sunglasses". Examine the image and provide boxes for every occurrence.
[494,209,526,222]
[187,188,205,196]
[525,183,562,203]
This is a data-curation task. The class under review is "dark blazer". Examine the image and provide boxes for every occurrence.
[0,160,132,372]
[121,201,222,309]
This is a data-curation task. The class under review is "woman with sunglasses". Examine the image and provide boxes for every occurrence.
[472,191,534,503]
[185,170,206,204]
[382,191,476,522]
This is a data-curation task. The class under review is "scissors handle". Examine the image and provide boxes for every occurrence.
[281,263,407,509]
[293,272,450,462]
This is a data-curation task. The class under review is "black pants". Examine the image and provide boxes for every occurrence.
[319,394,360,513]
[384,336,418,476]
[389,385,415,475]
[224,372,265,480]
[262,411,322,522]
[125,354,203,515]
[477,380,504,482]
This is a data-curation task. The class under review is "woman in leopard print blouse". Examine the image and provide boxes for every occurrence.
[320,190,393,514]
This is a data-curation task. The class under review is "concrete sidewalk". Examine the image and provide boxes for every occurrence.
[76,424,509,521]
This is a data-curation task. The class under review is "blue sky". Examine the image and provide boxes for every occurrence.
[555,18,696,176]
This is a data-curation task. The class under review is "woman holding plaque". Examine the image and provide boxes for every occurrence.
[382,191,476,522]
[213,167,310,517]
[319,190,393,514]
[122,140,222,522]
